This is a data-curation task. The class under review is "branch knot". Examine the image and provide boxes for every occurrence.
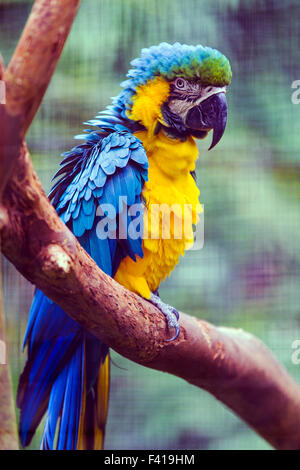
[40,244,72,279]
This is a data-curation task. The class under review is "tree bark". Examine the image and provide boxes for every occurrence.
[0,54,19,451]
[3,0,81,137]
[1,0,300,452]
[3,145,300,450]
[0,0,81,450]
[0,253,19,450]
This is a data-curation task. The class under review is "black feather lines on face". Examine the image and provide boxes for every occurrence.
[168,82,201,103]
[160,85,207,141]
[156,82,207,142]
[160,101,188,140]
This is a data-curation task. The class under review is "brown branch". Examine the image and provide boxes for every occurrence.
[1,0,300,452]
[0,0,81,200]
[0,0,81,451]
[2,143,300,450]
[0,258,18,450]
[3,0,81,138]
[0,54,19,451]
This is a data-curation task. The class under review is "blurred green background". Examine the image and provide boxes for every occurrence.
[1,0,300,450]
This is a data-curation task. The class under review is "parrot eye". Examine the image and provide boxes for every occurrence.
[174,78,188,90]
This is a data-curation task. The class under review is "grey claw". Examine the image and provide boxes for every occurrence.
[165,324,180,342]
[172,307,179,321]
[149,293,180,342]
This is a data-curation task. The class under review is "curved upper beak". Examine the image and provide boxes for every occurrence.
[185,92,228,150]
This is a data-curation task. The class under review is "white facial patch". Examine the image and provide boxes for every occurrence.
[168,86,227,122]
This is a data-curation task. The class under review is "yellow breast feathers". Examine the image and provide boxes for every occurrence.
[114,77,202,299]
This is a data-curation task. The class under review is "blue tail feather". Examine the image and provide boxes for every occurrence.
[18,290,107,449]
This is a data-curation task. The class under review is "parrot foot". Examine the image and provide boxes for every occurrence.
[149,293,180,341]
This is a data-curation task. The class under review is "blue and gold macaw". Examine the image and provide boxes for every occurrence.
[17,43,231,450]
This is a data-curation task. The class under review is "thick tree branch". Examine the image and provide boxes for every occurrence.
[0,0,81,202]
[0,0,81,450]
[0,54,19,451]
[2,143,300,450]
[3,0,81,138]
[0,258,18,450]
[1,0,300,452]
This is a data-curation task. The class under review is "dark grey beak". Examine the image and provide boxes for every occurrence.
[185,92,227,150]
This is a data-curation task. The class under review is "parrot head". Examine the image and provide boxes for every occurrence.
[116,42,232,149]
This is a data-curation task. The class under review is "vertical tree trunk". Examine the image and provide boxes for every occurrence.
[0,52,19,450]
[0,253,19,449]
[0,0,81,449]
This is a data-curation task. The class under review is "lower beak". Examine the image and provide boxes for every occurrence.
[185,92,227,150]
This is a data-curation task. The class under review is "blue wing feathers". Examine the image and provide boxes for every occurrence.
[57,130,148,247]
[18,123,149,449]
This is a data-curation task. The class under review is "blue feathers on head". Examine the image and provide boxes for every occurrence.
[114,42,232,116]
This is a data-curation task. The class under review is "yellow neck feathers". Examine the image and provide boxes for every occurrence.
[127,76,170,134]
[114,77,202,298]
[128,76,199,178]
